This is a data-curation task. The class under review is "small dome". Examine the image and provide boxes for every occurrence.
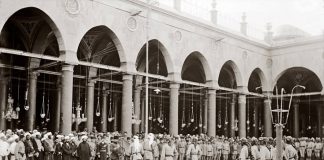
[273,25,310,41]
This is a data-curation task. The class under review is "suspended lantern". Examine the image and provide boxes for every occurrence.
[40,92,46,119]
[24,88,29,111]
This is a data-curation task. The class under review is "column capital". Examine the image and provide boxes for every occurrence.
[207,89,216,95]
[29,72,39,79]
[102,90,110,96]
[59,50,79,65]
[169,82,180,89]
[62,64,74,72]
[87,81,95,87]
[122,74,133,81]
[237,86,248,92]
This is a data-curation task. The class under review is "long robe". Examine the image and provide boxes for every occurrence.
[77,141,91,160]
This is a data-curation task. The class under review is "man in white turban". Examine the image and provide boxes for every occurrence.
[130,136,143,160]
[142,133,158,160]
[0,133,9,159]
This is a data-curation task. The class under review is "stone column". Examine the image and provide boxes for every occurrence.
[238,94,246,137]
[27,72,38,131]
[141,96,145,132]
[121,74,133,136]
[264,99,272,137]
[133,87,142,134]
[86,81,95,132]
[54,80,61,132]
[113,94,119,131]
[60,64,74,134]
[0,79,7,130]
[203,93,208,133]
[317,104,322,137]
[230,94,236,137]
[293,100,300,137]
[174,0,181,11]
[101,89,108,132]
[207,89,216,137]
[253,102,259,137]
[169,83,180,135]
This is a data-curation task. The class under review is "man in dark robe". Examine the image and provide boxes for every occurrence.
[62,136,73,160]
[77,136,91,160]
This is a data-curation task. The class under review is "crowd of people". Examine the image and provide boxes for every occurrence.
[0,129,322,160]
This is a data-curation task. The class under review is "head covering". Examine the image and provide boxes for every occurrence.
[81,135,88,141]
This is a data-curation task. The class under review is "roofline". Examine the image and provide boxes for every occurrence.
[271,35,324,49]
[126,0,271,49]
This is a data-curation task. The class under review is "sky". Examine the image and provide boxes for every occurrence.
[159,0,324,39]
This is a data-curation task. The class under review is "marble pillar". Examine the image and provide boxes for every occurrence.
[121,74,133,136]
[0,79,7,130]
[54,81,61,132]
[293,100,300,138]
[27,72,38,131]
[133,87,141,134]
[207,89,216,137]
[253,101,259,137]
[317,104,322,137]
[230,94,236,137]
[60,64,74,134]
[86,81,95,132]
[203,93,208,133]
[101,89,108,132]
[238,94,246,138]
[169,83,180,135]
[264,99,272,137]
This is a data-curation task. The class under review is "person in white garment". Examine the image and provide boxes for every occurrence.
[258,138,270,160]
[186,137,201,160]
[0,133,9,159]
[285,136,298,160]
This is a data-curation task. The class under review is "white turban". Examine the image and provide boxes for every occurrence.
[81,136,88,141]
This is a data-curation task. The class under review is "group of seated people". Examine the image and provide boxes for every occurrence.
[0,128,322,160]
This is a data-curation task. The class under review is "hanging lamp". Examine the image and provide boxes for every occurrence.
[198,88,203,128]
[108,71,115,122]
[95,69,101,117]
[181,84,186,128]
[224,92,228,125]
[307,95,311,130]
[217,92,222,128]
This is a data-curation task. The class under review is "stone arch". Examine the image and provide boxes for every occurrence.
[77,25,124,65]
[135,39,174,76]
[247,68,268,92]
[218,60,243,88]
[0,7,65,53]
[181,51,212,83]
[273,67,323,93]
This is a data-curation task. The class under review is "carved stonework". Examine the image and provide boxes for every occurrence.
[127,17,137,31]
[65,0,81,15]
[174,30,182,42]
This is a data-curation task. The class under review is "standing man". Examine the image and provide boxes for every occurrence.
[285,136,298,160]
[130,136,143,160]
[142,133,159,160]
[77,136,91,160]
[160,138,178,160]
[186,137,201,160]
[0,133,9,160]
[62,136,73,160]
[24,133,35,160]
